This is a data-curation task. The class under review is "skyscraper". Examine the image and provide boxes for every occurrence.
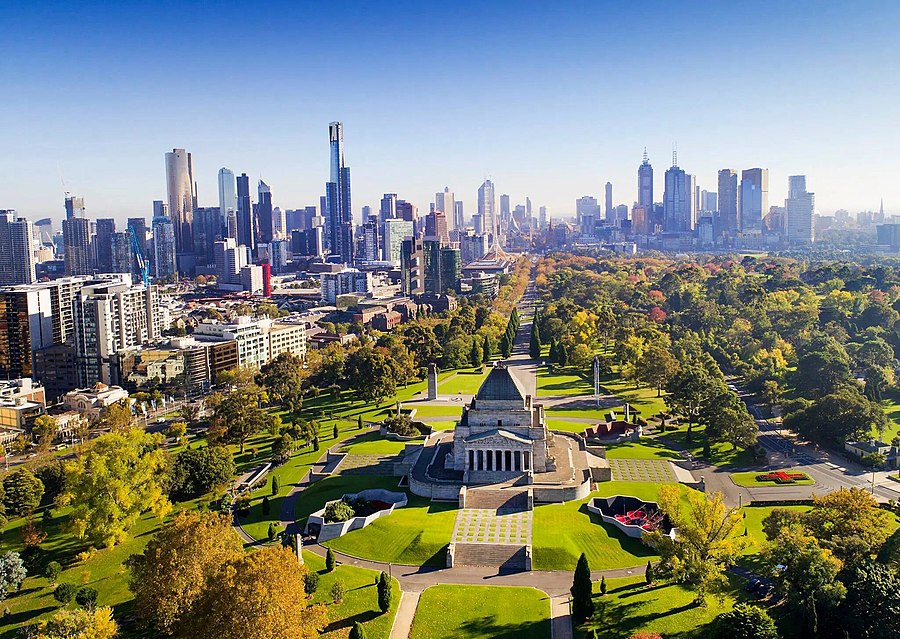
[218,168,237,235]
[127,217,148,263]
[110,232,133,274]
[257,180,274,245]
[325,122,353,264]
[453,201,464,230]
[717,169,739,235]
[435,187,456,228]
[236,173,254,249]
[663,154,695,233]
[638,149,653,209]
[62,196,92,276]
[605,182,613,222]
[94,218,116,272]
[478,180,496,240]
[739,168,769,233]
[499,194,510,226]
[0,211,36,285]
[164,148,195,255]
[380,193,398,224]
[785,175,815,244]
[64,195,84,221]
[152,216,177,278]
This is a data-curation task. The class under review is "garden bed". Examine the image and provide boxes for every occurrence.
[730,470,815,487]
[304,488,407,542]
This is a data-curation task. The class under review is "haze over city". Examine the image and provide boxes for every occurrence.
[2,0,898,224]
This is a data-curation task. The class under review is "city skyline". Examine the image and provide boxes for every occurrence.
[2,1,898,222]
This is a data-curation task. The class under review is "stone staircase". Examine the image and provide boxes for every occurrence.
[464,488,528,511]
[453,542,528,570]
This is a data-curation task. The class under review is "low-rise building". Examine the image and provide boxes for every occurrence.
[62,383,130,419]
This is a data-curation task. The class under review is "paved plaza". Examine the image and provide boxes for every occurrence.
[451,508,532,545]
[608,458,677,483]
[336,454,397,475]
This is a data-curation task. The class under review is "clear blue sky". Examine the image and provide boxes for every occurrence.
[2,0,898,226]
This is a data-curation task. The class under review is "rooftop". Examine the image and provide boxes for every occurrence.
[475,364,527,402]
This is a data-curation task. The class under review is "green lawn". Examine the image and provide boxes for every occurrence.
[537,369,594,397]
[302,550,400,639]
[545,407,608,420]
[879,393,900,443]
[406,404,464,419]
[740,505,811,557]
[531,482,686,571]
[438,368,491,395]
[604,439,682,460]
[599,374,667,418]
[578,574,747,639]
[340,431,407,455]
[662,423,755,469]
[322,492,457,566]
[292,475,404,525]
[410,585,551,639]
[730,471,815,488]
[546,419,592,433]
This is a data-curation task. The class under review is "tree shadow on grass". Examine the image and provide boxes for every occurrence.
[1,605,56,631]
[321,609,381,634]
[457,615,551,639]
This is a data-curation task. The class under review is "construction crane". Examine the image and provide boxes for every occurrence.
[128,223,149,287]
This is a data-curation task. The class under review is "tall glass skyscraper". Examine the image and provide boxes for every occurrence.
[717,169,738,234]
[663,155,695,233]
[785,175,814,244]
[236,173,254,249]
[637,150,653,209]
[739,168,769,233]
[218,168,237,238]
[164,148,195,255]
[325,122,353,264]
[477,179,496,241]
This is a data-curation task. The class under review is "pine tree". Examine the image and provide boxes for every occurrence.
[482,335,492,364]
[271,476,279,496]
[262,496,270,515]
[470,339,481,367]
[357,415,364,430]
[558,342,569,367]
[500,333,511,358]
[571,552,595,622]
[645,560,655,585]
[377,571,392,613]
[333,424,339,440]
[548,339,557,362]
[267,522,278,540]
[326,548,336,572]
[599,575,607,595]
[529,321,542,359]
[349,621,367,639]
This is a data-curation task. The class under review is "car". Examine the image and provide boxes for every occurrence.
[756,583,773,598]
[745,578,761,592]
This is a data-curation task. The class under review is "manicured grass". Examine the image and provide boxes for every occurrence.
[547,419,592,433]
[410,585,551,639]
[406,404,464,419]
[740,505,811,557]
[662,424,756,469]
[537,370,594,397]
[604,439,682,460]
[422,418,459,431]
[323,492,457,566]
[599,374,667,418]
[730,470,815,487]
[438,368,491,395]
[340,431,407,455]
[293,475,404,525]
[880,393,900,442]
[531,482,690,571]
[578,574,746,639]
[302,550,400,639]
[545,407,608,420]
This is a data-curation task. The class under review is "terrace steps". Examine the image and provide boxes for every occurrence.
[453,542,528,569]
[463,487,528,511]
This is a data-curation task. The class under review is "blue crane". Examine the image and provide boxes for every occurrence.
[128,223,150,287]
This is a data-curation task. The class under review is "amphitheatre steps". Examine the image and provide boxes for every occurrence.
[453,542,528,569]
[464,488,528,511]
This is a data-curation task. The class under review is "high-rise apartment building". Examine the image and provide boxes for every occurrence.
[663,158,696,233]
[638,150,653,209]
[236,173,254,249]
[94,218,116,272]
[257,180,274,245]
[0,287,54,380]
[214,238,250,286]
[380,193,398,224]
[361,216,381,262]
[110,232,133,275]
[499,194,510,226]
[63,211,93,277]
[605,182,613,222]
[325,122,353,264]
[454,201,464,231]
[425,211,450,244]
[192,207,223,267]
[152,216,177,278]
[717,169,738,235]
[539,206,547,229]
[785,175,815,244]
[0,211,36,285]
[435,187,455,229]
[478,180,496,240]
[164,148,195,255]
[128,217,148,262]
[739,168,769,233]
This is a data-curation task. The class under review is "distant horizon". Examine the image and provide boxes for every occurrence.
[2,1,897,225]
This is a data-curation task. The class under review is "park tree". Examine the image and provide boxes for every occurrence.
[761,508,805,541]
[801,487,893,559]
[2,468,44,517]
[271,433,294,466]
[377,570,392,613]
[766,524,845,637]
[75,586,99,610]
[126,511,243,634]
[834,559,900,639]
[636,346,679,396]
[180,401,202,424]
[713,603,778,639]
[0,551,26,600]
[643,487,746,604]
[207,372,269,453]
[482,334,492,364]
[60,428,171,547]
[326,548,336,572]
[33,607,118,639]
[349,621,367,639]
[469,338,482,367]
[183,546,327,639]
[557,342,569,366]
[570,552,594,623]
[793,336,853,397]
[665,363,721,440]
[403,324,442,369]
[529,320,542,359]
[784,388,886,447]
[346,346,398,404]
[499,332,511,358]
[259,352,305,413]
[96,399,136,433]
[31,414,58,453]
[170,445,236,498]
[698,391,758,451]
[166,421,187,440]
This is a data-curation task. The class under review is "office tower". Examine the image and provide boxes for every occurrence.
[472,214,483,235]
[700,190,718,214]
[234,172,253,249]
[785,176,815,243]
[127,217,147,260]
[632,205,649,235]
[218,167,237,227]
[361,216,380,262]
[152,200,167,219]
[0,212,36,285]
[63,218,93,276]
[152,216,177,278]
[454,201,464,230]
[257,180,274,245]
[380,193,397,223]
[663,154,695,232]
[717,169,738,234]
[425,211,450,244]
[539,206,547,229]
[576,196,600,227]
[525,197,532,226]
[164,148,195,254]
[192,206,224,267]
[214,238,250,285]
[605,182,613,221]
[615,204,629,225]
[64,195,84,221]
[499,194,510,226]
[110,232,133,275]
[638,149,653,208]
[269,239,289,274]
[73,276,159,386]
[383,218,414,266]
[272,207,285,239]
[325,121,353,264]
[478,180,496,240]
[0,286,54,379]
[766,206,786,233]
[94,218,116,272]
[396,200,418,224]
[435,187,456,228]
[739,168,769,233]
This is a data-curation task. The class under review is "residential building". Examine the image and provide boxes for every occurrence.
[320,268,372,304]
[383,218,414,266]
[94,218,116,272]
[63,213,92,277]
[152,216,177,278]
[110,232,133,274]
[0,211,36,285]
[164,148,195,254]
[718,169,738,235]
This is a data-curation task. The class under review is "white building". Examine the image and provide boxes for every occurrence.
[320,268,372,304]
[785,175,815,244]
[0,211,35,285]
[63,382,130,420]
[195,317,268,369]
[240,264,264,295]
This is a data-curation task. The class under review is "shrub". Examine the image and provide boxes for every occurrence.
[330,579,345,603]
[303,571,319,596]
[628,634,663,639]
[271,476,279,495]
[75,586,98,610]
[377,571,392,613]
[323,501,355,523]
[599,575,607,595]
[53,583,75,604]
[713,603,778,639]
[382,414,419,437]
[262,496,271,516]
[44,561,62,584]
[267,522,280,540]
[349,621,367,639]
[326,548,336,572]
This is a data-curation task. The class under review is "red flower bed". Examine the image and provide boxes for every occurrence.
[756,471,808,484]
